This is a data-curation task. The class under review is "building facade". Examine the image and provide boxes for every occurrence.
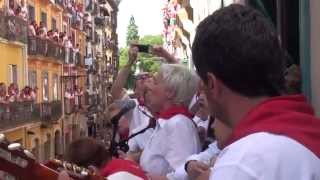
[163,0,244,68]
[0,0,119,168]
[84,0,119,141]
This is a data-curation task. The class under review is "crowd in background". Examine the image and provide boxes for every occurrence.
[64,85,84,109]
[0,82,37,103]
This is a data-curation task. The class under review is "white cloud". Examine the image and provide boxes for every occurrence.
[117,0,163,48]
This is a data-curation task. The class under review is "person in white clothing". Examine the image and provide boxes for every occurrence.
[192,4,320,180]
[151,118,232,180]
[140,64,201,177]
[111,46,154,158]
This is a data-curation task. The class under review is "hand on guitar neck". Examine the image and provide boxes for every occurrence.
[0,134,104,180]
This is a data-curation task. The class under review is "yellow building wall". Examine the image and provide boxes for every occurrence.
[28,60,62,103]
[27,0,62,31]
[0,0,4,9]
[0,42,25,88]
[3,127,26,146]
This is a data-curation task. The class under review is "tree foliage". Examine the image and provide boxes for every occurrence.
[120,17,164,89]
[126,16,139,46]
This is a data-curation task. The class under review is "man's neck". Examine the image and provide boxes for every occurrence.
[225,95,269,128]
[159,102,176,113]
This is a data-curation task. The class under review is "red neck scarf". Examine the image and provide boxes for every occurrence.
[100,159,148,180]
[225,95,320,158]
[137,97,145,106]
[157,105,193,120]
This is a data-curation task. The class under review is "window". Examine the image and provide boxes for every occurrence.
[41,12,47,28]
[42,72,49,101]
[28,5,35,21]
[28,70,37,89]
[71,31,76,46]
[8,65,18,85]
[52,18,57,31]
[53,74,59,100]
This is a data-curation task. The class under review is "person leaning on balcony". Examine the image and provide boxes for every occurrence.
[7,2,15,16]
[30,87,37,101]
[53,29,59,42]
[39,21,47,38]
[20,0,28,21]
[0,83,7,103]
[22,86,33,101]
[28,21,36,37]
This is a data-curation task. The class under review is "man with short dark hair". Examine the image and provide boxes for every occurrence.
[192,4,320,180]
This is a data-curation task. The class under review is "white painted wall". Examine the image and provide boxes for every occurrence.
[310,0,320,116]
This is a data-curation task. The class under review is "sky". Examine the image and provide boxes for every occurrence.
[117,0,164,48]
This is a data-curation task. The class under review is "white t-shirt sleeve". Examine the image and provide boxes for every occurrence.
[128,137,140,152]
[166,164,189,180]
[210,164,257,180]
[187,141,220,164]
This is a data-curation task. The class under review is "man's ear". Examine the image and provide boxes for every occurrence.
[206,72,221,97]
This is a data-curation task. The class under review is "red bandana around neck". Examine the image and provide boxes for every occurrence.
[225,95,320,158]
[157,105,194,120]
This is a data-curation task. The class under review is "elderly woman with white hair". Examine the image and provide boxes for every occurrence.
[140,63,201,178]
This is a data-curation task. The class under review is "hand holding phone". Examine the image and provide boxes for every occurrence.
[133,44,151,53]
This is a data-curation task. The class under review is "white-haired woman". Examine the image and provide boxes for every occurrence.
[141,64,201,177]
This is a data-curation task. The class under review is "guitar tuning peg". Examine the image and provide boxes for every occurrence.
[8,143,21,151]
[81,170,89,176]
[24,149,36,159]
[0,134,5,142]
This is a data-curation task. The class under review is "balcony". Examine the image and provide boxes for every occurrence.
[64,96,85,115]
[0,101,62,130]
[85,0,98,13]
[64,48,83,66]
[98,0,107,4]
[95,16,107,27]
[55,0,64,7]
[0,11,27,44]
[71,16,83,31]
[28,36,65,63]
[40,101,62,123]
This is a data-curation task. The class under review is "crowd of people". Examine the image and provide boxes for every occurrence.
[64,85,84,110]
[28,20,79,52]
[6,0,28,21]
[56,4,320,180]
[0,82,37,104]
[4,0,83,60]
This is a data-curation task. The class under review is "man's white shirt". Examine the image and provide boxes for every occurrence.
[193,116,209,130]
[167,142,220,180]
[140,114,201,176]
[116,95,153,151]
[210,132,320,180]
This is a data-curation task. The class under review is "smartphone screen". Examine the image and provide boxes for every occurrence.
[136,44,150,53]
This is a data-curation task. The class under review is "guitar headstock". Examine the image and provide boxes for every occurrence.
[0,133,40,179]
[0,134,104,180]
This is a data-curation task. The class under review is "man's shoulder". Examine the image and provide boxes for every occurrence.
[220,132,319,161]
[213,132,320,179]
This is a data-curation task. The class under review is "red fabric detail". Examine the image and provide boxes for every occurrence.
[137,97,145,106]
[119,129,129,140]
[158,105,193,120]
[100,159,148,179]
[226,95,320,158]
